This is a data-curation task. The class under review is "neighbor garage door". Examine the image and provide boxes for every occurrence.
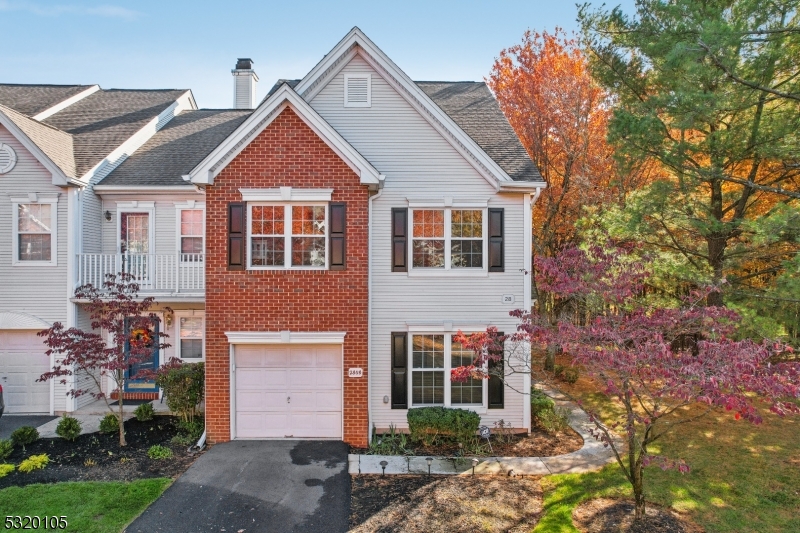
[0,330,51,414]
[234,344,342,439]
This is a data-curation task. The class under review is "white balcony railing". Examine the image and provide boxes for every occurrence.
[76,254,204,295]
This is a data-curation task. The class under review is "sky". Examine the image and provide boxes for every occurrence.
[0,0,634,109]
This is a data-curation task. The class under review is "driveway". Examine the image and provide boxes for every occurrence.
[125,440,350,533]
[0,415,57,440]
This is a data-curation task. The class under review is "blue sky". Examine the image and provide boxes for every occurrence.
[0,0,634,109]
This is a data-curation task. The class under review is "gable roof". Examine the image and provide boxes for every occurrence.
[0,83,95,117]
[41,89,190,177]
[99,109,251,187]
[0,103,76,179]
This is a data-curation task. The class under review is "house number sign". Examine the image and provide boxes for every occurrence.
[348,367,364,378]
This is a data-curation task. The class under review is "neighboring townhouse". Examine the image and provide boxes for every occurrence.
[0,28,546,449]
[0,83,196,413]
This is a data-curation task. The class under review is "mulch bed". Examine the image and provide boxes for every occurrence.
[351,425,583,457]
[350,474,542,532]
[0,416,201,489]
[572,498,704,533]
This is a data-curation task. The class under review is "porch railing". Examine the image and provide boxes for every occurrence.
[76,254,204,294]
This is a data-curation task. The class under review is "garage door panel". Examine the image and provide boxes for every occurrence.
[315,368,342,388]
[315,348,341,367]
[0,331,51,414]
[315,390,341,410]
[237,413,288,438]
[289,348,315,366]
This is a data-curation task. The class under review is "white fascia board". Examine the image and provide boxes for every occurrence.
[33,85,100,121]
[188,85,381,186]
[239,187,334,202]
[78,91,195,186]
[294,27,518,189]
[0,110,71,186]
[225,331,347,344]
[93,185,197,194]
[498,182,547,193]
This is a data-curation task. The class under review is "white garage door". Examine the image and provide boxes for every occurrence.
[0,330,51,414]
[234,344,342,439]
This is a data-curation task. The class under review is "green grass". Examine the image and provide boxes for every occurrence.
[534,383,800,533]
[0,479,171,533]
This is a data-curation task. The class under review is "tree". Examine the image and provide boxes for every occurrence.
[488,29,656,367]
[579,0,800,307]
[454,244,800,521]
[38,274,169,446]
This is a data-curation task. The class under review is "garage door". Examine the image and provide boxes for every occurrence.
[0,330,51,414]
[234,344,342,439]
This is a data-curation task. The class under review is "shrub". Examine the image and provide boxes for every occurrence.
[407,406,481,447]
[18,454,49,473]
[0,439,13,460]
[554,364,579,384]
[99,413,120,434]
[155,361,205,424]
[538,407,571,434]
[0,464,14,478]
[11,427,39,451]
[530,388,555,418]
[134,402,155,422]
[147,445,173,460]
[56,415,82,441]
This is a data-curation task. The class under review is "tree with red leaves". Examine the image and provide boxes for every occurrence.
[38,274,169,446]
[454,244,800,521]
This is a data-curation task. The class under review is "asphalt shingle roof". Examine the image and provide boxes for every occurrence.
[0,83,94,117]
[0,104,76,178]
[42,89,188,176]
[99,109,251,186]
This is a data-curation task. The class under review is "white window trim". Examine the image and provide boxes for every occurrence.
[343,73,372,108]
[115,201,155,255]
[409,332,488,412]
[247,203,329,271]
[240,187,333,202]
[10,193,59,267]
[174,202,205,259]
[174,310,205,361]
[408,207,488,274]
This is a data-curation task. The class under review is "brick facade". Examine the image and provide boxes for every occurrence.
[205,107,370,446]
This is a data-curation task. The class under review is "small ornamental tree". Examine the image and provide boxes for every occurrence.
[38,273,170,446]
[453,244,800,521]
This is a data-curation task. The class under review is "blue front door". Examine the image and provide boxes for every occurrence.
[125,318,159,392]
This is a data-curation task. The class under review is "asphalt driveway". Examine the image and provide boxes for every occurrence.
[0,415,57,440]
[125,440,350,533]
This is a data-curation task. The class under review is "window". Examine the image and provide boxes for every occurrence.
[179,209,204,259]
[11,196,58,266]
[411,208,484,270]
[249,204,327,269]
[178,314,204,359]
[410,333,486,407]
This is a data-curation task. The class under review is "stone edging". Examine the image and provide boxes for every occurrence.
[348,387,621,476]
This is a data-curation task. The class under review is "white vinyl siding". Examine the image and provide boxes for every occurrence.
[309,55,528,431]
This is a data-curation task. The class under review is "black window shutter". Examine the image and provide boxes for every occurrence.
[488,332,504,409]
[391,332,408,409]
[329,202,346,271]
[228,202,245,271]
[488,208,504,272]
[391,208,408,272]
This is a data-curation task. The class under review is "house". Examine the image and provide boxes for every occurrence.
[0,28,545,448]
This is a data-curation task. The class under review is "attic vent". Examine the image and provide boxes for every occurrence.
[344,74,371,107]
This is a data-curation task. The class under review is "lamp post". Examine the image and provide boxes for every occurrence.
[471,458,479,476]
[426,457,433,476]
[380,460,388,477]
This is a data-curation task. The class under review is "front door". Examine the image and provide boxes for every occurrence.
[120,212,150,282]
[124,318,159,392]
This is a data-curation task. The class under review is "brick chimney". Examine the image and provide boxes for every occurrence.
[232,58,258,109]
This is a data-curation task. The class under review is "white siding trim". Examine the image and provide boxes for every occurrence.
[225,331,347,344]
[32,85,101,121]
[10,194,59,267]
[239,187,334,202]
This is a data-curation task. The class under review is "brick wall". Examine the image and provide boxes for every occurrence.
[205,107,370,446]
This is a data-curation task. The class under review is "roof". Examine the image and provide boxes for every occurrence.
[0,83,94,117]
[268,79,542,183]
[416,82,542,183]
[42,89,188,176]
[0,104,76,178]
[99,109,251,186]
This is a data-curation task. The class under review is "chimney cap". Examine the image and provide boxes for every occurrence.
[235,58,254,70]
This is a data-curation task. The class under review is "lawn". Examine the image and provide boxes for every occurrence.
[534,375,800,533]
[0,479,171,533]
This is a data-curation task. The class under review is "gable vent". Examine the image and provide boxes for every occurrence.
[344,74,371,107]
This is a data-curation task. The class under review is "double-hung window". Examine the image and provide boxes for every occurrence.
[179,209,204,259]
[249,204,327,269]
[11,196,58,266]
[176,312,204,360]
[411,209,485,270]
[410,333,486,408]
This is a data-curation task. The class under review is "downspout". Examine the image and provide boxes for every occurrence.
[366,175,385,446]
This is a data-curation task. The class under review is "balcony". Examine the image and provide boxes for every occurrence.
[75,254,204,297]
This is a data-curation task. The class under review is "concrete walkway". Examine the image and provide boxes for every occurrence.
[349,387,621,476]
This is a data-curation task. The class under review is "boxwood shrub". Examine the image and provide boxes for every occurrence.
[407,406,481,447]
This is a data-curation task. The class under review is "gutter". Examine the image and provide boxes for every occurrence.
[366,174,386,445]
